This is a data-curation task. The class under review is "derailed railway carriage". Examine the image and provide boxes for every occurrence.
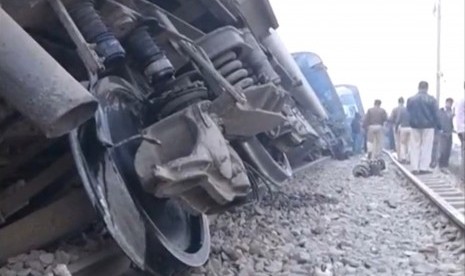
[0,0,347,273]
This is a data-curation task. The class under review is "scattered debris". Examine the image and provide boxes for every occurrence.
[353,158,386,177]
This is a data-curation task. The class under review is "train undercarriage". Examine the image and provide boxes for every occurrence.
[0,0,347,273]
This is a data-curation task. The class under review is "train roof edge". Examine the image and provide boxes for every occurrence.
[291,52,323,69]
[334,84,365,115]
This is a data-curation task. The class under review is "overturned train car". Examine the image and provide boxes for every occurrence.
[0,0,346,273]
[291,52,351,161]
[335,84,365,143]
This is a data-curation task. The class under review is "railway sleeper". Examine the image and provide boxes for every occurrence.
[0,188,96,262]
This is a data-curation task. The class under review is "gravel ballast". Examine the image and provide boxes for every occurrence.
[1,157,464,276]
[188,157,465,276]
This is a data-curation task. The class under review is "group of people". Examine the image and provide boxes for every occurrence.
[351,81,465,176]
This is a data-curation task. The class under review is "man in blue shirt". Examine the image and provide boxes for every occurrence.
[436,98,455,171]
[406,81,441,175]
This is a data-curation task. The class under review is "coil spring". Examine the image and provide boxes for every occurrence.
[212,51,254,90]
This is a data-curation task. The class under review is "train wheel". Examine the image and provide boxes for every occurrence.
[70,79,210,275]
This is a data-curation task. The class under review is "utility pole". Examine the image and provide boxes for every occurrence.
[435,0,442,102]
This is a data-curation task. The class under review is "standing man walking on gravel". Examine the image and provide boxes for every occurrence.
[395,98,411,164]
[406,81,441,175]
[437,98,455,171]
[363,99,388,159]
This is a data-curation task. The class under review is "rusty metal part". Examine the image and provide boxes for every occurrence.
[352,158,386,178]
[0,188,96,261]
[47,0,104,74]
[134,102,251,214]
[0,8,98,138]
[352,163,370,178]
[377,158,386,170]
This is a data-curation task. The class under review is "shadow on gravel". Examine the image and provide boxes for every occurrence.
[261,192,339,210]
[224,191,339,221]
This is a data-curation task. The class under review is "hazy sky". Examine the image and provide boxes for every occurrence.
[270,0,464,112]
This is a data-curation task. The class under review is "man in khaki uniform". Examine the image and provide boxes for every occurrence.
[395,99,411,163]
[363,99,388,159]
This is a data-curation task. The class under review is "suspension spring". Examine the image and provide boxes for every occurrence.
[69,0,125,68]
[212,51,254,90]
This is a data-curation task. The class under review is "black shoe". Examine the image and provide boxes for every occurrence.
[412,170,420,175]
[419,170,432,175]
[439,167,449,174]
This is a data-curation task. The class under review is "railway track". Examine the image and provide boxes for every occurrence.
[2,154,464,275]
[385,150,465,230]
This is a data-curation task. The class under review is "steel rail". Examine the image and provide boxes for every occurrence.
[384,150,464,230]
